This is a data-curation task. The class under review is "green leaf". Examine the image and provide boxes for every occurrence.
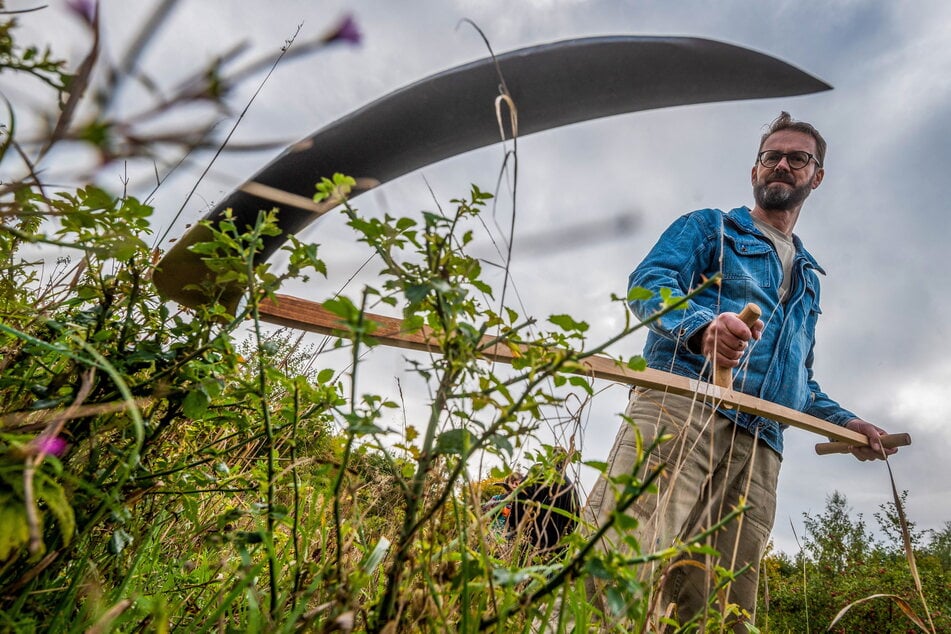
[317,368,335,384]
[36,477,75,546]
[360,537,391,574]
[347,422,385,435]
[81,186,115,211]
[314,173,356,203]
[233,531,264,545]
[659,287,687,310]
[627,286,654,301]
[613,512,639,531]
[626,356,647,371]
[435,428,476,455]
[322,296,359,322]
[395,217,416,231]
[605,586,626,617]
[568,375,593,395]
[348,216,380,240]
[421,211,442,227]
[487,433,513,456]
[183,388,210,420]
[404,283,430,305]
[0,499,30,561]
[548,314,589,333]
[108,236,145,260]
[583,557,612,580]
[201,377,225,399]
[583,460,609,473]
[471,279,493,296]
[402,314,424,333]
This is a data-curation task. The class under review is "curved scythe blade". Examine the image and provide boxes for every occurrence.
[153,35,831,308]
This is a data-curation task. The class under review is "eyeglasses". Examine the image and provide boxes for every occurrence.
[757,150,821,170]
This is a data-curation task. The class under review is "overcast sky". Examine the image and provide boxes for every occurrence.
[7,0,951,555]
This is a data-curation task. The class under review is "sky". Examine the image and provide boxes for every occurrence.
[6,0,951,556]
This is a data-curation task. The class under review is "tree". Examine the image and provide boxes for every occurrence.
[760,491,949,633]
[925,522,951,572]
[801,491,872,577]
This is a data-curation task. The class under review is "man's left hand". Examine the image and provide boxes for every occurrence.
[845,418,898,461]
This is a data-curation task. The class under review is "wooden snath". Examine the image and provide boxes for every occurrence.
[257,293,910,455]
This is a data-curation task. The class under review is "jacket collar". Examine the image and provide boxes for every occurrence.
[725,206,826,275]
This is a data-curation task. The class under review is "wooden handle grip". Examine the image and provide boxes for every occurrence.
[814,432,911,455]
[713,303,763,388]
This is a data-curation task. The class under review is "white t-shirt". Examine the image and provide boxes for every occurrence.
[752,217,795,302]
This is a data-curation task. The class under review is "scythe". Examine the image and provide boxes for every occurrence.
[152,35,910,455]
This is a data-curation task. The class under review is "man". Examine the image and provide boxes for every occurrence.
[584,112,897,628]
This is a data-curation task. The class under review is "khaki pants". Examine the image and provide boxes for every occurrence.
[585,388,781,629]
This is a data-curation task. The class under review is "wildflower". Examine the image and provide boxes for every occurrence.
[323,13,361,46]
[34,435,68,457]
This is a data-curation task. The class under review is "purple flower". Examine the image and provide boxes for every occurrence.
[34,435,68,457]
[66,0,98,26]
[323,13,362,46]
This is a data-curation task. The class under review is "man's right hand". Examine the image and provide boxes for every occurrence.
[700,312,764,368]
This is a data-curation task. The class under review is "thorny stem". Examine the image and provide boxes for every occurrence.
[245,216,280,620]
[331,291,370,598]
[290,382,304,603]
[375,363,461,632]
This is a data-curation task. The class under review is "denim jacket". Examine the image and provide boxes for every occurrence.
[628,206,857,455]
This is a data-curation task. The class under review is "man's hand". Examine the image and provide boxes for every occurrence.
[845,418,898,461]
[700,312,765,368]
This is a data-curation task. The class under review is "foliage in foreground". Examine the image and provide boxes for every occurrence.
[0,7,705,630]
[0,164,672,632]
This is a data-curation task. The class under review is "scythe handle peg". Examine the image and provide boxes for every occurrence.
[814,432,912,456]
[713,302,763,394]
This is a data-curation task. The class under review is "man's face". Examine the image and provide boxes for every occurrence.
[752,130,824,211]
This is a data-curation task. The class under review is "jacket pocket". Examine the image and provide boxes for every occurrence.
[719,233,776,304]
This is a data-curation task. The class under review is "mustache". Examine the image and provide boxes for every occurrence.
[766,173,795,185]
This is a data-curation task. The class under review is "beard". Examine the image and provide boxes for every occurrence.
[753,177,812,211]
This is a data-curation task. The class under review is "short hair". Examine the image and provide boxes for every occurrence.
[758,111,827,167]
